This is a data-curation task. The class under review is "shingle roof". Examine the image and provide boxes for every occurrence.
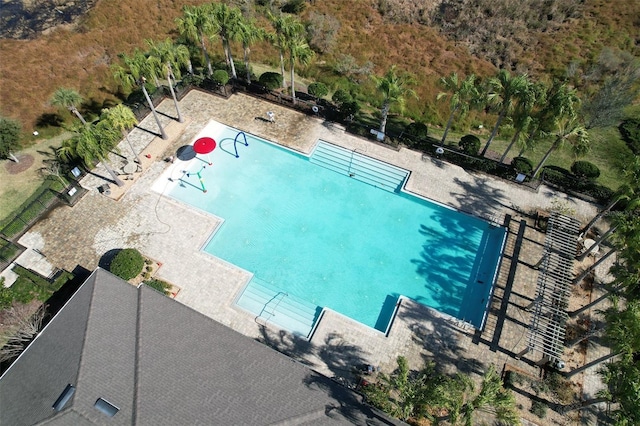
[0,268,400,426]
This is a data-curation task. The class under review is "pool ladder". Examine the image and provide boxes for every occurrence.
[257,291,288,325]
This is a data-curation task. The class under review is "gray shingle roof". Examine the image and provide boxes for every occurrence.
[0,268,400,426]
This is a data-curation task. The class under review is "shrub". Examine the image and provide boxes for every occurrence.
[336,100,360,121]
[307,82,329,98]
[0,116,21,160]
[405,122,428,139]
[459,134,481,155]
[110,248,145,280]
[281,0,306,14]
[211,69,229,86]
[571,161,600,179]
[585,184,615,204]
[619,118,640,154]
[259,72,283,90]
[144,279,172,295]
[512,156,534,174]
[530,400,547,419]
[542,166,574,189]
[332,88,352,105]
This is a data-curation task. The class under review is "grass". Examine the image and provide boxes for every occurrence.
[0,265,73,309]
[428,123,633,191]
[0,134,70,222]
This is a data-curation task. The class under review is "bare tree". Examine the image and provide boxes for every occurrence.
[0,304,47,362]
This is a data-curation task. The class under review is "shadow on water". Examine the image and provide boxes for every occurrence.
[410,209,486,324]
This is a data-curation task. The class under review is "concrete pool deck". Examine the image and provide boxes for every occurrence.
[13,89,611,420]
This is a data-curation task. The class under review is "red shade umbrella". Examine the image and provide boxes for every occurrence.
[193,137,216,165]
[193,137,217,154]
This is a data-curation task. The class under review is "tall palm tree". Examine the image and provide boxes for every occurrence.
[372,65,417,135]
[458,365,519,426]
[112,50,168,140]
[436,73,479,146]
[499,81,544,163]
[268,12,304,89]
[236,16,264,83]
[210,3,243,80]
[285,34,314,105]
[146,38,190,123]
[176,4,214,77]
[582,156,640,235]
[58,123,124,186]
[480,70,529,156]
[531,118,590,178]
[516,81,580,157]
[101,104,139,164]
[50,88,87,125]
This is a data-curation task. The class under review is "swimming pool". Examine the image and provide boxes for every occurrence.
[166,121,506,335]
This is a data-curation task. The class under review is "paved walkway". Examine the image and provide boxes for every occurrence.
[11,89,611,423]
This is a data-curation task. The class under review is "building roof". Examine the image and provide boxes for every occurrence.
[0,268,399,426]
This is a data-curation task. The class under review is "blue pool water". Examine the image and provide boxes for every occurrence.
[167,122,506,332]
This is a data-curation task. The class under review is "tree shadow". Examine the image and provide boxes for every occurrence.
[256,325,369,387]
[98,248,121,270]
[451,175,512,220]
[398,300,486,376]
[302,373,399,425]
[36,113,64,128]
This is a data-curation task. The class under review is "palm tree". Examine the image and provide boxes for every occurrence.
[101,104,139,164]
[582,156,640,235]
[236,16,264,83]
[499,81,544,163]
[531,118,589,178]
[58,123,124,186]
[268,12,304,89]
[458,365,519,426]
[112,50,168,140]
[372,65,417,135]
[285,34,314,105]
[210,3,243,80]
[480,70,529,156]
[146,38,190,123]
[516,81,580,158]
[50,88,87,125]
[436,73,479,146]
[176,4,214,77]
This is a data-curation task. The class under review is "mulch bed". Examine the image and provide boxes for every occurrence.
[4,155,34,174]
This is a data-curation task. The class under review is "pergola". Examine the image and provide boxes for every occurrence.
[519,213,581,365]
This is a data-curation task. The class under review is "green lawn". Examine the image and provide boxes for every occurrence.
[428,125,632,190]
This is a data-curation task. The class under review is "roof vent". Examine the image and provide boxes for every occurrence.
[52,384,75,411]
[94,398,120,417]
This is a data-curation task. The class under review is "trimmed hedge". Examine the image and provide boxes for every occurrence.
[259,72,283,90]
[110,248,145,280]
[619,118,640,155]
[144,279,172,296]
[571,161,600,179]
[459,134,481,155]
[331,88,352,105]
[211,69,229,86]
[512,157,533,174]
[307,82,328,98]
[405,122,428,139]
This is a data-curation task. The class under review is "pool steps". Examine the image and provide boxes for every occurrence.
[310,141,408,192]
[236,277,321,338]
